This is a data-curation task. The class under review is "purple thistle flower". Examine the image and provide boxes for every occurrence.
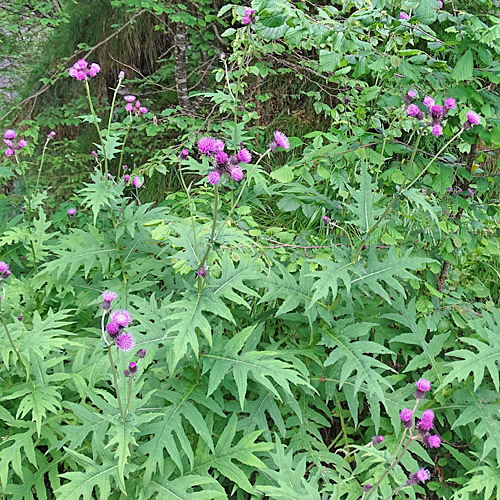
[198,136,214,155]
[426,435,441,448]
[68,68,78,78]
[212,139,225,152]
[88,63,101,77]
[0,261,10,279]
[230,166,244,181]
[400,12,410,20]
[423,96,435,108]
[416,468,430,482]
[432,124,443,138]
[125,103,134,112]
[444,97,456,110]
[430,104,444,120]
[400,408,413,428]
[106,321,120,337]
[67,208,76,218]
[322,215,331,223]
[91,150,97,158]
[362,484,372,493]
[179,149,189,161]
[124,174,130,183]
[118,71,125,80]
[48,131,56,138]
[466,111,480,125]
[407,104,420,117]
[407,89,417,99]
[18,139,27,148]
[422,409,435,420]
[139,107,148,114]
[468,187,475,196]
[137,348,147,358]
[242,15,252,24]
[372,435,384,445]
[3,139,13,147]
[4,129,16,139]
[102,290,117,309]
[110,309,132,327]
[124,95,136,102]
[274,130,290,150]
[132,176,142,188]
[5,148,14,157]
[17,315,22,321]
[197,266,208,277]
[128,361,138,374]
[416,378,431,392]
[216,151,229,164]
[237,148,252,163]
[208,170,220,185]
[75,70,87,81]
[116,333,136,352]
[438,0,443,7]
[75,59,88,70]
[135,100,141,108]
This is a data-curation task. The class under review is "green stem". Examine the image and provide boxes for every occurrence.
[34,138,50,197]
[198,184,219,272]
[107,345,125,421]
[84,80,108,179]
[178,161,200,262]
[118,116,133,178]
[125,376,133,416]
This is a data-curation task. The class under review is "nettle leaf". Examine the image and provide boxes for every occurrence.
[190,413,273,494]
[38,226,115,281]
[204,326,312,410]
[351,247,432,304]
[441,309,500,391]
[139,383,214,480]
[346,164,385,234]
[385,297,447,385]
[321,320,394,402]
[55,448,118,500]
[257,437,321,500]
[0,423,37,487]
[116,202,169,240]
[455,463,500,500]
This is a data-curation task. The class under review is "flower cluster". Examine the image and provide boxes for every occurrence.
[3,129,27,157]
[405,90,480,137]
[68,59,101,80]
[67,208,76,218]
[102,292,136,353]
[123,174,142,188]
[242,7,257,25]
[269,130,290,152]
[197,137,250,185]
[124,95,148,115]
[0,261,11,280]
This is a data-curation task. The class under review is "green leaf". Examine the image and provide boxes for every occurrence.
[457,463,500,499]
[146,475,227,499]
[450,50,474,82]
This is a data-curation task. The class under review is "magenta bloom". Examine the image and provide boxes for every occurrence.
[198,136,214,155]
[132,176,142,188]
[128,361,137,374]
[102,290,117,303]
[212,139,225,152]
[432,124,443,138]
[68,60,100,80]
[467,111,480,125]
[0,261,9,272]
[423,96,435,108]
[208,170,220,185]
[322,215,331,223]
[230,166,244,181]
[427,435,441,448]
[106,321,120,336]
[5,148,14,157]
[407,89,417,99]
[237,148,252,163]
[118,71,125,79]
[416,468,430,482]
[179,149,189,160]
[125,103,134,112]
[430,104,443,119]
[116,333,136,352]
[274,130,290,150]
[139,107,148,114]
[400,12,410,20]
[216,151,229,164]
[110,309,132,327]
[91,150,97,158]
[422,409,435,420]
[88,63,101,77]
[18,139,27,148]
[372,435,384,445]
[75,59,88,70]
[124,95,136,103]
[124,174,130,183]
[400,408,413,428]
[242,15,251,24]
[4,129,16,139]
[67,208,76,217]
[444,97,456,110]
[416,378,431,392]
[407,104,420,117]
[48,131,56,138]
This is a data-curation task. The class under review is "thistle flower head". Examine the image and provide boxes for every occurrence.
[110,309,132,327]
[242,15,252,24]
[124,95,136,103]
[18,139,27,148]
[197,265,208,277]
[68,60,100,80]
[116,332,136,352]
[416,378,431,392]
[372,435,384,445]
[102,290,117,309]
[75,59,88,70]
[322,215,331,223]
[67,208,76,217]
[5,148,14,157]
[48,131,56,138]
[416,468,430,482]
[179,149,189,160]
[426,434,441,448]
[139,107,148,114]
[87,63,101,77]
[216,151,229,164]
[407,104,420,117]
[208,170,220,185]
[407,89,417,99]
[212,139,225,152]
[125,103,134,112]
[432,124,443,138]
[118,71,125,80]
[274,130,290,150]
[198,136,214,155]
[400,408,413,428]
[230,166,244,181]
[430,104,444,119]
[362,484,372,493]
[4,129,16,139]
[0,261,10,279]
[444,97,456,110]
[106,321,120,337]
[466,111,480,125]
[423,96,435,108]
[124,174,130,183]
[137,348,147,358]
[132,176,142,188]
[237,148,252,164]
[91,150,97,158]
[128,361,137,374]
[400,12,410,20]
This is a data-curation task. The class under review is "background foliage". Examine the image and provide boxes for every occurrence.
[1,0,500,498]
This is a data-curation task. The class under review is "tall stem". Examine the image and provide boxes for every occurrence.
[125,376,133,416]
[198,184,219,271]
[108,345,125,421]
[34,138,50,196]
[178,161,199,262]
[118,115,133,178]
[84,80,108,179]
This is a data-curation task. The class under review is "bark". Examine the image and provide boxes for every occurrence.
[174,24,191,113]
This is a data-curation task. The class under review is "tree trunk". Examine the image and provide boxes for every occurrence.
[174,24,191,113]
